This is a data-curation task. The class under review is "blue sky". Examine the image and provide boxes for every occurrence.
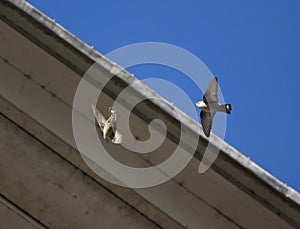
[27,0,300,191]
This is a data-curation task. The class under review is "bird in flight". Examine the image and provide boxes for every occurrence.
[196,77,232,137]
[91,104,123,144]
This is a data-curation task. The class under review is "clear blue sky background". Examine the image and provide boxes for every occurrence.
[27,0,300,191]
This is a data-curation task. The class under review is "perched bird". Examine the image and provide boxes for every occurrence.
[91,104,122,144]
[196,77,232,137]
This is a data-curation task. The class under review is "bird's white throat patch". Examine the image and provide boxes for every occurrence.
[196,101,207,108]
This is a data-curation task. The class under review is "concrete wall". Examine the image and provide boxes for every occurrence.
[0,113,160,229]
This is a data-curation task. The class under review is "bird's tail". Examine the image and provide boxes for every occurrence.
[219,104,232,114]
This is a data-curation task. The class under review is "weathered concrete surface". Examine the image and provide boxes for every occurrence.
[0,113,160,229]
[0,196,46,229]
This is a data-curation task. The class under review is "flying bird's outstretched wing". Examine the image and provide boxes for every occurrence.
[91,104,106,131]
[204,77,218,103]
[91,104,123,144]
[200,110,215,137]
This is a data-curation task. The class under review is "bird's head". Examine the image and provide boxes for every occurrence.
[108,107,116,114]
